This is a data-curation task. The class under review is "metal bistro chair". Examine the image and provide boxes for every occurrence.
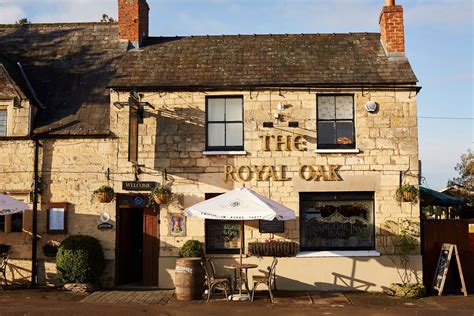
[207,258,233,285]
[201,260,232,302]
[251,258,278,303]
[0,252,10,291]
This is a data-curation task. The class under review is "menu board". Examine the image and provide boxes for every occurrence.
[47,203,68,233]
[259,219,285,233]
[432,243,467,296]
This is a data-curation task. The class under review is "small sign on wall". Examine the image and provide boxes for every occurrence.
[169,214,186,237]
[469,224,474,234]
[46,203,68,234]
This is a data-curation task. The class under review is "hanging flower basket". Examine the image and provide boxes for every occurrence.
[93,186,115,203]
[150,186,172,205]
[248,241,298,257]
[396,184,419,204]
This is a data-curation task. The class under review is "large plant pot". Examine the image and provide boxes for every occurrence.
[175,258,204,300]
[95,192,114,203]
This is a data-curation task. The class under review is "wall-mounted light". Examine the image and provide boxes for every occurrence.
[365,101,377,113]
[277,102,285,111]
[113,102,125,109]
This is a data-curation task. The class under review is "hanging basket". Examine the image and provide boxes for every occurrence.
[95,191,114,203]
[402,191,415,202]
[153,193,171,205]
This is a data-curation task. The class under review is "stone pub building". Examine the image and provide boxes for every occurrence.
[0,0,421,290]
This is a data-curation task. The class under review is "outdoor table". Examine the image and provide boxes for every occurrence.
[223,263,258,301]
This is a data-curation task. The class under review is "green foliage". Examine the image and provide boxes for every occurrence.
[395,184,419,204]
[56,235,105,283]
[151,186,171,195]
[179,240,204,258]
[390,283,426,299]
[15,18,31,25]
[93,185,114,194]
[380,219,420,285]
[448,149,474,205]
[100,14,115,22]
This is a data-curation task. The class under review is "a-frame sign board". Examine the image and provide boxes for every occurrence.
[432,243,467,296]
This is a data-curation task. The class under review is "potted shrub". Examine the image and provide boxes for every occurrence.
[0,244,11,254]
[396,184,419,203]
[175,240,205,301]
[93,185,114,203]
[150,186,172,205]
[56,235,105,293]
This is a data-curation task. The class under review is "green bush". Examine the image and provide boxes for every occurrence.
[179,240,204,258]
[56,235,105,283]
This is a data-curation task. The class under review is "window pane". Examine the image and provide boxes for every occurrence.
[208,98,225,121]
[335,96,353,119]
[318,96,335,120]
[11,213,23,233]
[208,123,225,147]
[300,195,374,251]
[317,121,335,145]
[0,110,6,136]
[206,219,241,253]
[226,123,243,146]
[0,215,4,232]
[226,98,243,121]
[336,121,354,145]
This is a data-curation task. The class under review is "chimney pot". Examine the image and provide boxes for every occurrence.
[385,0,395,6]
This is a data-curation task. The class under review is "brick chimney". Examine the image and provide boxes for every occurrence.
[379,0,405,56]
[118,0,149,48]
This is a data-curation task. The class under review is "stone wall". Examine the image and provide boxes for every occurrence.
[110,88,421,289]
[0,87,420,290]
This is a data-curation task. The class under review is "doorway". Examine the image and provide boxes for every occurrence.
[116,194,159,286]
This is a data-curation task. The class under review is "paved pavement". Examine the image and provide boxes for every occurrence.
[0,288,472,315]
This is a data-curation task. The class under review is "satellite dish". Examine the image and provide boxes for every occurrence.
[365,101,377,113]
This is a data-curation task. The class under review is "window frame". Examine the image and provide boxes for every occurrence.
[204,193,243,255]
[316,94,356,149]
[299,192,375,252]
[205,96,244,151]
[0,108,7,136]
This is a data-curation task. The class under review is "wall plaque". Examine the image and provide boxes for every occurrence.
[122,181,156,191]
[259,219,285,233]
[98,223,113,230]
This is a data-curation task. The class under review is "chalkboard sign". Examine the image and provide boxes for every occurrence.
[259,219,284,233]
[432,243,467,296]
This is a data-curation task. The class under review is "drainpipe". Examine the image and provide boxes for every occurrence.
[31,137,39,286]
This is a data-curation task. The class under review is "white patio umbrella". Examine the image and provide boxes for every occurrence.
[185,187,296,265]
[0,194,29,216]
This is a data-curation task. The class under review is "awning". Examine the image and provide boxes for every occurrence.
[420,186,465,207]
[0,194,29,215]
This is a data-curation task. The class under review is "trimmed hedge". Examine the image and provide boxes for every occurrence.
[56,235,105,283]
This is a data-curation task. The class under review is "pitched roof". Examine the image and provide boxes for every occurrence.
[0,23,127,135]
[110,33,418,89]
[0,54,29,101]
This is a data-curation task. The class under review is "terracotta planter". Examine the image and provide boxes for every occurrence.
[402,191,415,202]
[153,193,170,205]
[95,191,114,203]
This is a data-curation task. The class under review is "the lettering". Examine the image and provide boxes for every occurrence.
[225,165,342,182]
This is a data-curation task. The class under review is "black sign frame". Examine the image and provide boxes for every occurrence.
[259,219,285,233]
[122,181,157,191]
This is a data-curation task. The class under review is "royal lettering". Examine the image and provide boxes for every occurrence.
[224,165,342,182]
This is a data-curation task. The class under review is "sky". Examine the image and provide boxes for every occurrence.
[0,0,472,190]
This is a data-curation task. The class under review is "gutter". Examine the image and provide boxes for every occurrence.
[108,83,422,94]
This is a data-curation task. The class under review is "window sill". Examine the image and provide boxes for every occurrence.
[315,149,360,154]
[203,151,247,156]
[296,250,380,258]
